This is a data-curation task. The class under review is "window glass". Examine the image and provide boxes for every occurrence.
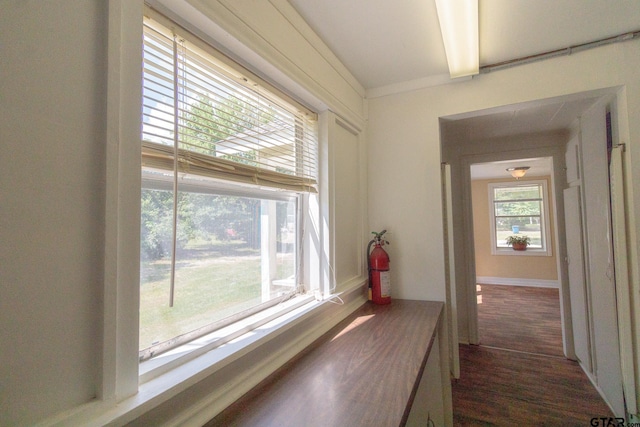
[494,185,541,200]
[140,188,296,353]
[491,182,546,250]
[139,13,316,361]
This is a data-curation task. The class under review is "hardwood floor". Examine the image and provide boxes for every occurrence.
[452,284,614,425]
[452,345,614,425]
[477,284,564,357]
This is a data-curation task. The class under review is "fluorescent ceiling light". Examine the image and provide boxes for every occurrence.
[435,0,479,78]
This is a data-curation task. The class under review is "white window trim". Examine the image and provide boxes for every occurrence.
[138,173,318,378]
[488,179,553,257]
[38,3,366,426]
[45,287,367,426]
[138,293,316,382]
[138,7,323,367]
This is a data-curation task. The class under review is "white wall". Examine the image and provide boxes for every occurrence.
[0,1,107,424]
[368,39,640,410]
[367,92,447,301]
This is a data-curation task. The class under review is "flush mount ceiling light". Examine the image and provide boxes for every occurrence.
[507,166,530,179]
[435,0,479,79]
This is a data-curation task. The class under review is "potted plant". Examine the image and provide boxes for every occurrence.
[506,235,530,251]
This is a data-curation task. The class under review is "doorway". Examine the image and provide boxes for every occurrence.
[469,157,564,357]
[440,90,630,417]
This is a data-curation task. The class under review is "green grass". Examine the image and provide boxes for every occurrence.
[139,240,294,351]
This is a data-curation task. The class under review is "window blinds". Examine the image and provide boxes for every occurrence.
[142,15,318,193]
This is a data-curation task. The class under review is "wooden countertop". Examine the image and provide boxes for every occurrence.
[207,299,444,427]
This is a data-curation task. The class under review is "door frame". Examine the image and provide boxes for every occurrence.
[459,147,575,359]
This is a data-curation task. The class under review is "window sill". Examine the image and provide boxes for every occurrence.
[493,248,552,256]
[42,281,368,426]
[139,294,316,383]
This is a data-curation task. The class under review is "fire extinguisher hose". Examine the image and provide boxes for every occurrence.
[366,238,375,291]
[367,230,387,299]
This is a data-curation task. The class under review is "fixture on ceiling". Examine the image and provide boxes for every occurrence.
[506,166,530,180]
[435,0,479,79]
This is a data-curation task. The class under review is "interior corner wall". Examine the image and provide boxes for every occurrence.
[367,39,640,347]
[471,176,558,283]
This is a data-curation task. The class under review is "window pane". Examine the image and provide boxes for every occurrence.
[496,216,542,248]
[494,185,541,200]
[142,20,318,188]
[139,189,296,352]
[494,200,541,216]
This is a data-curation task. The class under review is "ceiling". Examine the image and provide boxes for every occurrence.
[470,157,553,181]
[445,95,601,179]
[440,95,601,141]
[288,0,639,179]
[288,0,640,91]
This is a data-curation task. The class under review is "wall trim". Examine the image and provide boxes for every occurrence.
[366,73,471,99]
[476,276,559,288]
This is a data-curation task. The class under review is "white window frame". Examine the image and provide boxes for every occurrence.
[138,174,310,362]
[79,3,357,425]
[138,8,321,380]
[488,179,552,256]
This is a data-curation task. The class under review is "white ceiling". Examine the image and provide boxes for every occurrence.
[470,157,553,180]
[288,0,639,179]
[441,95,601,141]
[288,0,640,90]
[444,95,601,179]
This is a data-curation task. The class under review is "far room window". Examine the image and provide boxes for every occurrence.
[140,11,318,362]
[489,180,552,256]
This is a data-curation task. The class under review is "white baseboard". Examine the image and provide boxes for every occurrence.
[580,360,623,418]
[476,276,559,288]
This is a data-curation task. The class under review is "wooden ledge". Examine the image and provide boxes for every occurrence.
[206,299,444,427]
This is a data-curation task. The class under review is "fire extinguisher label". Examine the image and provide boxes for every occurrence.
[380,271,391,297]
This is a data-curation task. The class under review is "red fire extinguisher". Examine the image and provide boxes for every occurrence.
[368,230,391,305]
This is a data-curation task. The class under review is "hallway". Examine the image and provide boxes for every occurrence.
[452,345,614,425]
[452,284,614,425]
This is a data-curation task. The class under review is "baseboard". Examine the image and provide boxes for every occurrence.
[476,276,559,288]
[579,361,624,419]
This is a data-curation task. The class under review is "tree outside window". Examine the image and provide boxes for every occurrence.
[139,16,316,361]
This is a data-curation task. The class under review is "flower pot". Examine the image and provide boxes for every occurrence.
[512,243,527,251]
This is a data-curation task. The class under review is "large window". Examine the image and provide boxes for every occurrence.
[489,180,552,255]
[140,12,318,362]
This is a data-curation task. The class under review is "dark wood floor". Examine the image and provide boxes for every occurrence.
[452,284,613,425]
[477,284,564,357]
[452,345,614,425]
